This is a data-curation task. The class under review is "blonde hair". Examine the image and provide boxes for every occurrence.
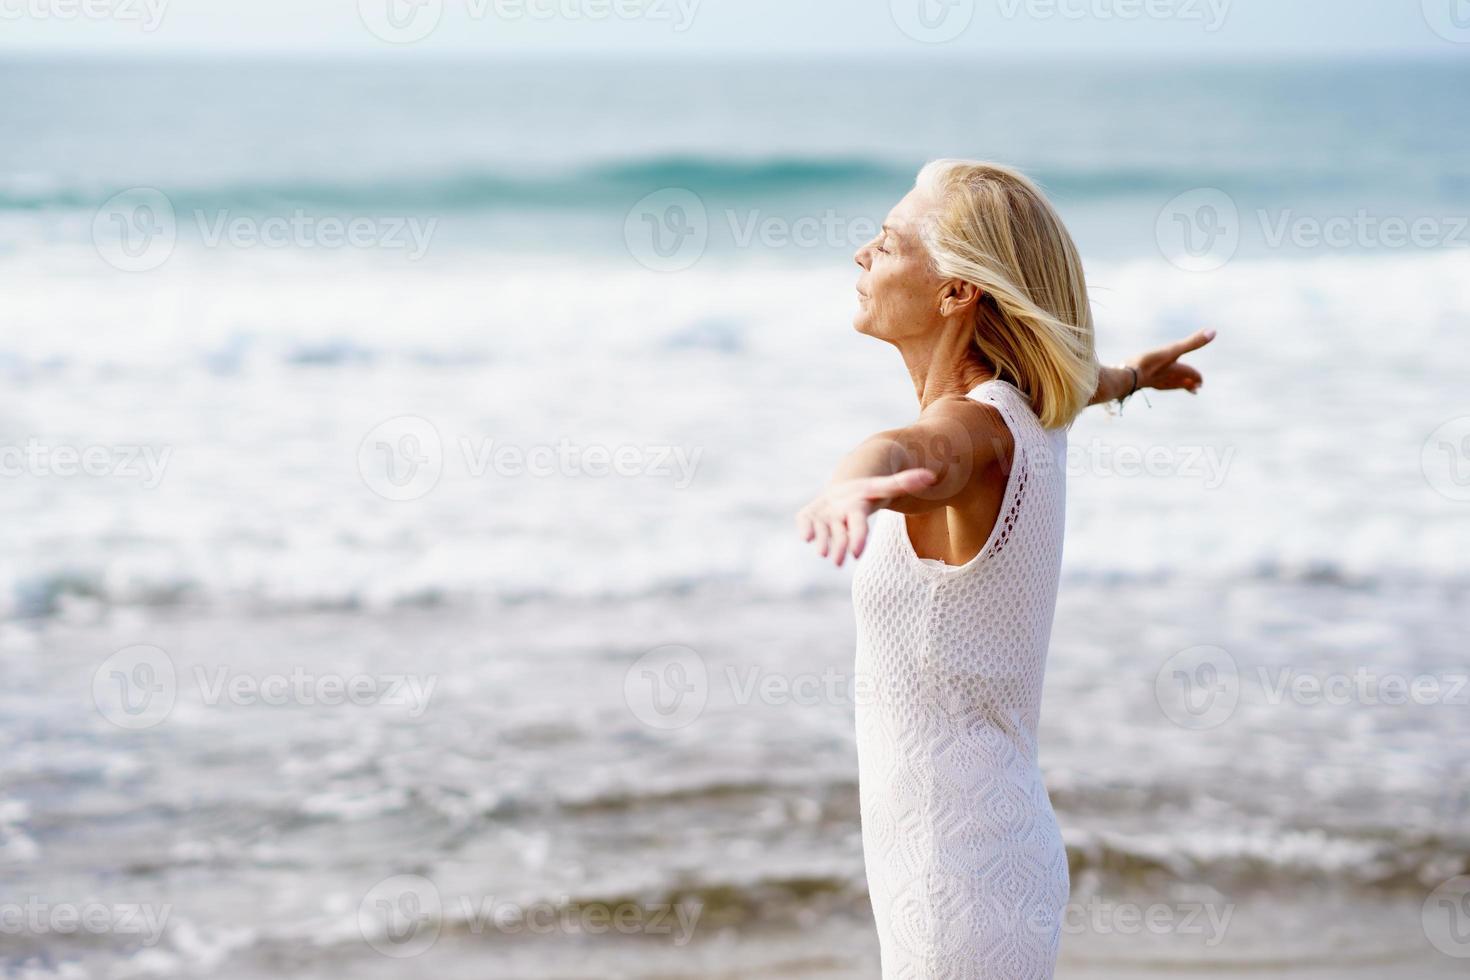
[916,159,1098,429]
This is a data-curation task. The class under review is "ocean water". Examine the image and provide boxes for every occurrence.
[1,56,1468,978]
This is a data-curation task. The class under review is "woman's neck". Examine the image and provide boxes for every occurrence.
[896,324,993,410]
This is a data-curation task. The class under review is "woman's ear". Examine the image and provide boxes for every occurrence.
[939,280,982,318]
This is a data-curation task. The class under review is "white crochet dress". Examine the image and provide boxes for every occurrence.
[852,379,1070,980]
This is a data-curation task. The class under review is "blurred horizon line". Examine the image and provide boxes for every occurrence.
[0,45,1464,65]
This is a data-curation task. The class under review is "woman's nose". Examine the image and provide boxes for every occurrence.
[854,245,871,270]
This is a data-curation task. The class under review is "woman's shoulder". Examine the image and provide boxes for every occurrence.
[914,388,1017,479]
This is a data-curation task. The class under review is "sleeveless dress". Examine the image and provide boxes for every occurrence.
[851,379,1071,980]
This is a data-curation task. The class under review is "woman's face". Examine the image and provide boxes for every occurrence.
[853,186,947,342]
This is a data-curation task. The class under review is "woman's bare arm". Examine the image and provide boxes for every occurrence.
[796,398,1009,566]
[1090,329,1216,407]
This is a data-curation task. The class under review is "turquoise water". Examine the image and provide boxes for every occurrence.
[3,57,1467,258]
[1,55,1468,978]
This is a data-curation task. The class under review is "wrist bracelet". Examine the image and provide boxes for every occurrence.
[1111,366,1140,416]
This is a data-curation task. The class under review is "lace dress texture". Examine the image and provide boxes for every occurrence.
[851,379,1071,979]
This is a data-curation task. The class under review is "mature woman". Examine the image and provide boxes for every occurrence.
[797,160,1212,978]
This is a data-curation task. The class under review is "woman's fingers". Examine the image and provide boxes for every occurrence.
[847,509,870,560]
[796,509,815,543]
[1156,328,1217,365]
[799,469,937,565]
[1155,364,1203,390]
[864,468,938,501]
[830,519,850,567]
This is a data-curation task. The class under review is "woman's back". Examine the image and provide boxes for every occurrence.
[851,377,1070,978]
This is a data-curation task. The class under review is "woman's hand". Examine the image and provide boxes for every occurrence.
[1090,329,1216,406]
[796,469,938,567]
[1128,328,1216,394]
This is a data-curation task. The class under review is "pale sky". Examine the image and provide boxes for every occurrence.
[0,0,1464,55]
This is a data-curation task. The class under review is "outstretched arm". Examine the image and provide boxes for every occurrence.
[795,397,1008,567]
[1090,329,1216,407]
